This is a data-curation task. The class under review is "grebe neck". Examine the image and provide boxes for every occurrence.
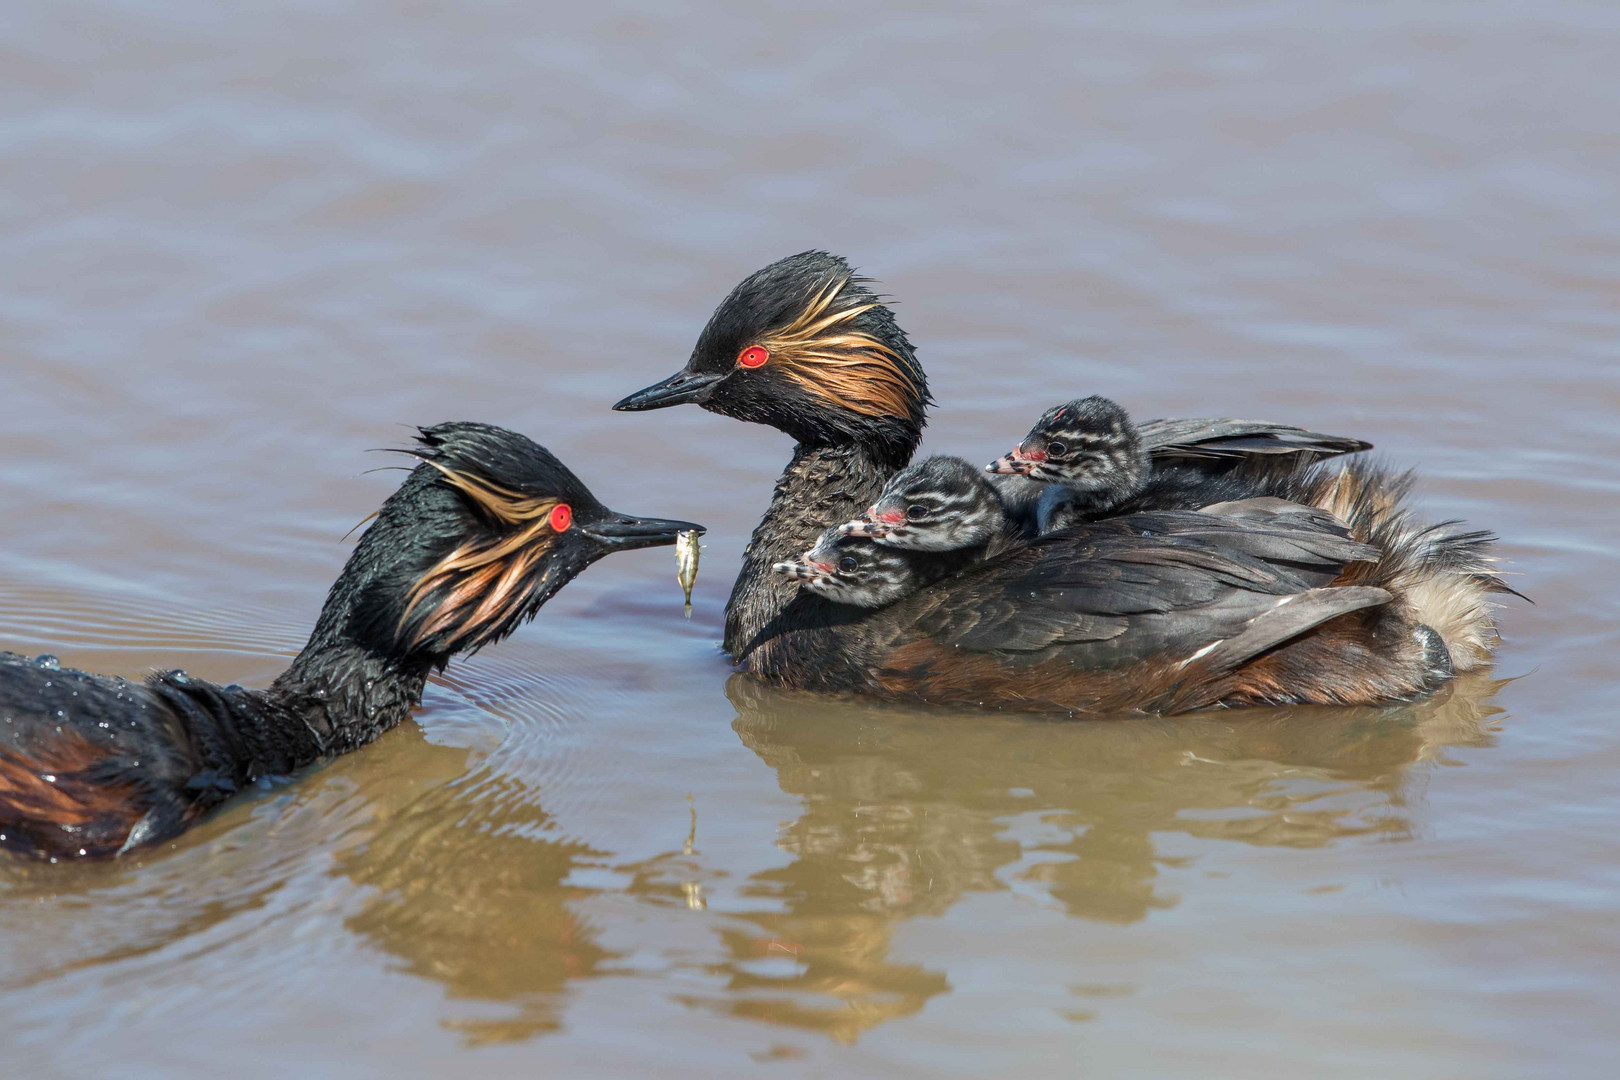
[724,441,902,658]
[124,641,429,796]
[268,641,432,756]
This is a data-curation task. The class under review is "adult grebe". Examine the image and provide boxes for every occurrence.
[613,251,1512,715]
[0,423,702,860]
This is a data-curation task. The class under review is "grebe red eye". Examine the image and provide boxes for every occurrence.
[737,345,770,369]
[549,504,572,532]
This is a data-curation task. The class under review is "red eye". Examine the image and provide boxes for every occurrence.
[737,345,770,369]
[549,504,572,532]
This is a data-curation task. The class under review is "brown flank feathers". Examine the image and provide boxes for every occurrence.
[870,460,1518,715]
[0,733,151,857]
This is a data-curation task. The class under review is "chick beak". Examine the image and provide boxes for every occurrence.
[988,449,1037,476]
[839,505,896,538]
[771,555,833,582]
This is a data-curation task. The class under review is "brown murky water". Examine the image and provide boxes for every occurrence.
[2,2,1616,1076]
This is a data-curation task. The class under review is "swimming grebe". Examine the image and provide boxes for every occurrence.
[840,455,1012,551]
[613,251,1513,713]
[0,423,702,860]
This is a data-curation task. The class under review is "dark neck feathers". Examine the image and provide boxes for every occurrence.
[119,622,432,807]
[724,441,900,659]
[267,639,431,756]
[164,528,447,785]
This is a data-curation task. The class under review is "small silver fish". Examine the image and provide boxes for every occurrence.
[675,529,701,618]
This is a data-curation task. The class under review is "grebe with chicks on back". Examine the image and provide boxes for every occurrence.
[614,250,1516,714]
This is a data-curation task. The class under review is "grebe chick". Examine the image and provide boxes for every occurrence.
[773,527,979,609]
[0,423,702,861]
[987,396,1149,532]
[992,398,1371,529]
[839,455,1011,551]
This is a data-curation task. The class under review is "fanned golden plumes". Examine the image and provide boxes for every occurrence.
[398,460,561,652]
[760,274,922,420]
[1298,460,1516,670]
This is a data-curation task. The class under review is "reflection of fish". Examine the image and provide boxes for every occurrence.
[676,529,701,618]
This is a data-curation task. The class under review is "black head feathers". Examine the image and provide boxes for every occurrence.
[615,251,931,465]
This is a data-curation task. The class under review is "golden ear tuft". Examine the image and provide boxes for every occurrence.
[758,274,922,420]
[397,460,562,652]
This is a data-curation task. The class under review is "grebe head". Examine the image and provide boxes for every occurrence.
[613,251,931,464]
[988,395,1148,493]
[336,423,703,663]
[839,455,1004,551]
[770,527,925,609]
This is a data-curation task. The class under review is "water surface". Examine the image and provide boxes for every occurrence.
[2,2,1617,1076]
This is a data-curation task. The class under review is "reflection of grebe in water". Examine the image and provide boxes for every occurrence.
[701,672,1507,1040]
[0,716,619,1048]
[329,724,614,1047]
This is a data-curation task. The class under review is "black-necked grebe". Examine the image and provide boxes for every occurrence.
[0,423,702,860]
[613,250,1514,714]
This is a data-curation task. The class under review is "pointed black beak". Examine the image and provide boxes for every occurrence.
[612,369,724,412]
[581,512,705,552]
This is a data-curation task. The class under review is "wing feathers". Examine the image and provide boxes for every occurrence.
[1183,586,1393,676]
[900,509,1386,667]
[1136,417,1371,463]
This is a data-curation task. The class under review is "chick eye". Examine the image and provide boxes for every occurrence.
[1046,440,1068,456]
[838,555,859,573]
[906,505,930,521]
[737,345,770,369]
[549,504,573,532]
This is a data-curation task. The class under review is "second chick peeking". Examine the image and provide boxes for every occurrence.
[773,455,1014,609]
[839,455,1011,550]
